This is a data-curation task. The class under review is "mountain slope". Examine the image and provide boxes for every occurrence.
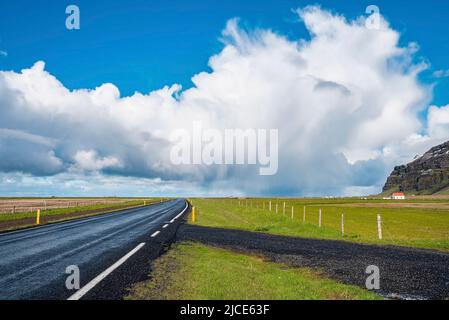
[383,141,449,195]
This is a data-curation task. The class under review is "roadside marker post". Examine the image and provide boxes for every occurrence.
[377,214,382,240]
[36,209,41,225]
[303,206,306,223]
[341,212,345,236]
[192,207,196,223]
[269,201,272,212]
[291,206,294,220]
[283,202,286,215]
[318,209,322,227]
[276,203,278,214]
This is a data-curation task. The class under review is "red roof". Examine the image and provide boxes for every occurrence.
[392,192,405,196]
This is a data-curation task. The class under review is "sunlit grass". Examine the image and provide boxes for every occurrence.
[189,198,449,252]
[126,242,380,300]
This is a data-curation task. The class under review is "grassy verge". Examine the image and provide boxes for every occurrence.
[126,242,380,300]
[0,200,157,222]
[189,199,449,252]
[0,199,163,232]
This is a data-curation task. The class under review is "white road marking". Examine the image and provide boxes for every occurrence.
[66,200,187,300]
[170,202,189,223]
[1,200,169,238]
[151,231,160,237]
[67,242,146,300]
[162,224,169,229]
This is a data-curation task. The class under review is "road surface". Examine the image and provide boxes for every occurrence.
[0,199,188,300]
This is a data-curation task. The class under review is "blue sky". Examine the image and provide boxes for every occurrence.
[1,0,448,103]
[1,1,449,197]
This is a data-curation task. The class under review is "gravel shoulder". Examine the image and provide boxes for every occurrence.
[177,224,449,300]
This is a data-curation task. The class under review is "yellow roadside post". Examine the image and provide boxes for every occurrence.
[192,207,196,223]
[36,209,41,225]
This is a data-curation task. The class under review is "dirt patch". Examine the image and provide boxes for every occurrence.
[0,198,144,214]
[0,204,144,233]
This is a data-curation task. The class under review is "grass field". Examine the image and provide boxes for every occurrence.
[189,198,449,252]
[0,199,159,222]
[126,242,380,300]
[0,198,169,232]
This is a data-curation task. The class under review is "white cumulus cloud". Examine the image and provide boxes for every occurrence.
[0,6,447,196]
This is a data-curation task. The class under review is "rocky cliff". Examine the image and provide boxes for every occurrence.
[383,140,449,194]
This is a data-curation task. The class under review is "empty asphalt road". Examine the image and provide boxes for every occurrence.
[0,199,188,300]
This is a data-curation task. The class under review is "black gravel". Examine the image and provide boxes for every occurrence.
[176,224,449,300]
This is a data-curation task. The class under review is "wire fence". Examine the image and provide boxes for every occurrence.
[0,199,145,214]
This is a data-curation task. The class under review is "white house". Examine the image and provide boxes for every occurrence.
[392,192,406,200]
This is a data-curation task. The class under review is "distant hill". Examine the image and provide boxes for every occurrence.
[383,140,449,195]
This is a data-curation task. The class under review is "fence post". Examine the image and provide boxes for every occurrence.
[269,201,272,212]
[377,214,382,240]
[283,202,286,215]
[36,209,41,225]
[303,206,306,223]
[319,209,322,227]
[276,203,278,214]
[291,206,294,220]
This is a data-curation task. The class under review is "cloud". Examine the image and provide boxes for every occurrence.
[433,69,449,78]
[0,6,445,196]
[72,150,123,172]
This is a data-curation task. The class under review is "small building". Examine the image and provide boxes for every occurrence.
[392,192,406,200]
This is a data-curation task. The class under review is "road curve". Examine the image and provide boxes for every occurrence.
[0,199,188,300]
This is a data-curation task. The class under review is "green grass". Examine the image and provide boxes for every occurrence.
[189,198,449,252]
[0,199,159,223]
[126,242,380,300]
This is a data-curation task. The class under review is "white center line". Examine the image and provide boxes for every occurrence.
[67,242,146,300]
[151,231,160,237]
[162,224,169,229]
